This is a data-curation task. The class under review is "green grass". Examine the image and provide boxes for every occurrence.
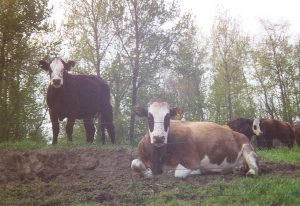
[257,146,300,163]
[134,175,300,206]
[0,138,123,151]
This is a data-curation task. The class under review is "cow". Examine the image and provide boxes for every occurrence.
[39,57,115,144]
[227,118,255,140]
[252,118,295,149]
[293,122,300,147]
[131,99,258,178]
[227,118,263,148]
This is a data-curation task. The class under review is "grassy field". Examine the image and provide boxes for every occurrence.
[0,140,300,206]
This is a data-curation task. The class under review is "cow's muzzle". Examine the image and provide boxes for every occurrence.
[153,136,165,147]
[52,79,62,88]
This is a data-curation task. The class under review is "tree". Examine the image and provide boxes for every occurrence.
[251,19,296,122]
[162,14,208,121]
[111,0,180,143]
[208,10,255,123]
[102,53,131,143]
[64,0,115,143]
[0,0,50,142]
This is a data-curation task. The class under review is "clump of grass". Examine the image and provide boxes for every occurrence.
[257,147,300,163]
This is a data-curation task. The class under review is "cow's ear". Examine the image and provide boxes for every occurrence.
[65,60,76,71]
[170,107,182,118]
[134,107,148,117]
[38,60,50,71]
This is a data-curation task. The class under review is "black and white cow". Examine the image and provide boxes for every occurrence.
[131,99,259,178]
[39,57,115,144]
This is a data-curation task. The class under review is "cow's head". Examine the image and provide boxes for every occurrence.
[134,99,182,147]
[39,57,75,88]
[252,118,263,136]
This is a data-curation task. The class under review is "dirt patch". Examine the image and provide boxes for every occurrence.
[0,148,300,205]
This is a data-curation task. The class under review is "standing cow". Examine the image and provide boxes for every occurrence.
[227,118,255,140]
[293,122,300,147]
[252,118,294,149]
[39,57,115,144]
[131,99,258,178]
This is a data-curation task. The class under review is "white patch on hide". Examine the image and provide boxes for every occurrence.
[199,155,240,173]
[131,159,153,178]
[174,164,201,178]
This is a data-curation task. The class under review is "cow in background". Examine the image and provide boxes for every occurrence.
[39,57,115,144]
[227,118,255,140]
[252,118,294,149]
[131,99,258,178]
[293,121,300,147]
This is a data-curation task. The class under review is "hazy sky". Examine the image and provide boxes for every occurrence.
[49,0,300,37]
[180,0,300,36]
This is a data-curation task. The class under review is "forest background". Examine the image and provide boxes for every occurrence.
[1,0,300,144]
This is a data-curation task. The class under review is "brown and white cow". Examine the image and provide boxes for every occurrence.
[131,100,258,178]
[252,118,295,149]
[293,122,300,147]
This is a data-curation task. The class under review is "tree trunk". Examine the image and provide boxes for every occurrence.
[129,0,140,145]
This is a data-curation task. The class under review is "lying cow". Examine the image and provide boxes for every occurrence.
[252,118,295,149]
[39,57,115,144]
[131,99,258,178]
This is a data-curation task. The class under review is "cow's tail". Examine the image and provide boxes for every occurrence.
[241,143,259,176]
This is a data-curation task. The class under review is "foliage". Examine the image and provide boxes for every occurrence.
[0,0,51,142]
[162,14,209,121]
[208,9,256,123]
[251,20,298,122]
[110,0,182,143]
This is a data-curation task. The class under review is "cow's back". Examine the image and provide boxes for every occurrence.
[47,73,110,119]
[227,118,254,140]
[74,75,110,118]
[167,120,249,167]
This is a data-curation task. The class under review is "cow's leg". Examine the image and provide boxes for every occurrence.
[131,159,153,178]
[66,118,75,141]
[174,164,201,178]
[83,117,95,143]
[50,113,59,145]
[241,144,259,176]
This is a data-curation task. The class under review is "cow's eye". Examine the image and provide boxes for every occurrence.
[148,113,154,132]
[164,113,170,132]
[253,125,257,130]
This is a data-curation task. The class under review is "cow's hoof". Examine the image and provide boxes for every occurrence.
[246,169,258,176]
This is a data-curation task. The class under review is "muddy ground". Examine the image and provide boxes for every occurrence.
[0,148,300,206]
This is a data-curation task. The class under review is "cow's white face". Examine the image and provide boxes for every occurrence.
[49,58,65,88]
[147,101,171,145]
[252,119,263,136]
[134,100,181,146]
[39,58,75,89]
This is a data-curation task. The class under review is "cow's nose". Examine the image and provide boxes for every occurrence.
[53,79,61,86]
[153,136,165,144]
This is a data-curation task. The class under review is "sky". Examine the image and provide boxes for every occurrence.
[180,0,300,37]
[49,0,300,37]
